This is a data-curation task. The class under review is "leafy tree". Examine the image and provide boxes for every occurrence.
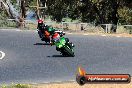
[36,0,132,28]
[118,7,132,25]
[2,0,132,29]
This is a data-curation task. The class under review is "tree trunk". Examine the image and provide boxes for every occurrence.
[21,0,26,18]
[1,0,26,28]
[111,1,119,33]
[0,0,12,18]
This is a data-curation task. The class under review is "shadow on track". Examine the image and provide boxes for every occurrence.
[47,55,70,57]
[34,43,50,45]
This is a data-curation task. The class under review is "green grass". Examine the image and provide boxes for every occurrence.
[0,20,17,28]
[1,84,31,88]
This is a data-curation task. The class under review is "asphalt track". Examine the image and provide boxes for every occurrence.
[0,29,132,84]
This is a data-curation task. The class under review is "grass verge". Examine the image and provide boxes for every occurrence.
[1,84,31,88]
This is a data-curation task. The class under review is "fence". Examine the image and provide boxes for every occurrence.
[0,19,132,34]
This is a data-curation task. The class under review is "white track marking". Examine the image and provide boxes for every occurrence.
[67,33,73,34]
[16,30,22,31]
[0,29,6,30]
[0,29,19,31]
[116,36,121,37]
[83,34,89,35]
[101,35,106,36]
[0,51,5,59]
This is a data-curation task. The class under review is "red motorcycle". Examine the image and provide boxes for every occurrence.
[37,29,51,43]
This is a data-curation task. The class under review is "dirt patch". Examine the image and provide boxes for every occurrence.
[65,31,132,38]
[32,81,132,88]
[86,33,132,37]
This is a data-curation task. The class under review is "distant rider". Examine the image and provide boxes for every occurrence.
[37,18,44,30]
[37,19,53,39]
[37,18,45,38]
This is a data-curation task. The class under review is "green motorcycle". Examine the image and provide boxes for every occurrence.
[53,37,75,57]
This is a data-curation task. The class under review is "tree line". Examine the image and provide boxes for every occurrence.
[43,0,132,25]
[43,0,131,32]
[1,0,132,31]
[15,0,131,24]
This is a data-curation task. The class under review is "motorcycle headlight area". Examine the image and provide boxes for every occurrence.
[53,38,60,43]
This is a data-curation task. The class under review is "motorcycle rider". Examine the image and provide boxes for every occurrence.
[37,18,45,38]
[37,19,69,45]
[37,19,52,41]
[37,18,46,30]
[50,30,60,45]
[51,30,74,50]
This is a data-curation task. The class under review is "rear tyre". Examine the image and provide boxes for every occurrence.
[41,37,45,41]
[71,52,75,57]
[56,47,60,51]
[38,31,43,38]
